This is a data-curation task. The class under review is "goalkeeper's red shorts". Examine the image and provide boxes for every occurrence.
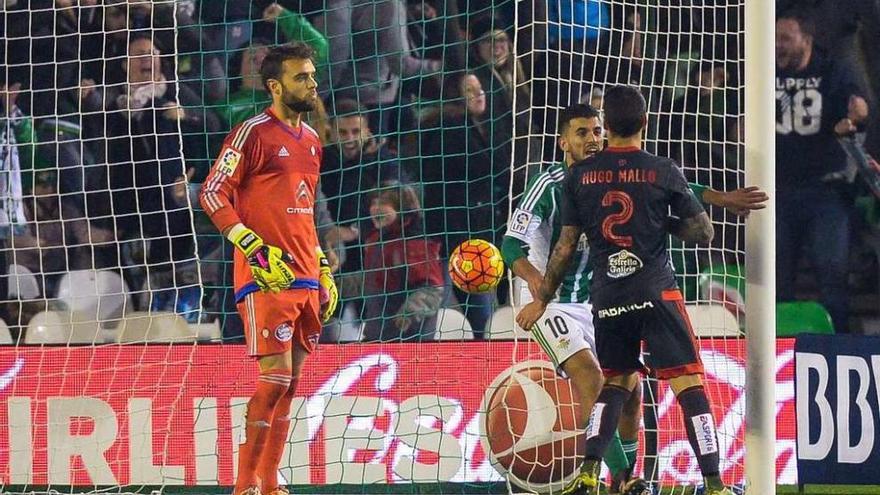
[237,288,322,357]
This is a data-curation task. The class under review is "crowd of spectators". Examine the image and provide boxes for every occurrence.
[1,0,879,341]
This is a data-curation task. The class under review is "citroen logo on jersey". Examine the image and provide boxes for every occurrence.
[287,180,315,215]
[296,180,311,203]
[278,146,290,157]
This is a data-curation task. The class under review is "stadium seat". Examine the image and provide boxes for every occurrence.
[433,308,474,340]
[7,264,40,300]
[190,320,222,342]
[115,312,196,343]
[24,311,104,344]
[776,301,835,337]
[321,303,364,342]
[487,306,531,340]
[0,319,12,344]
[685,304,741,338]
[698,264,745,319]
[55,270,131,325]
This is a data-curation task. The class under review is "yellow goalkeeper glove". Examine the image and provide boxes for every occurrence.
[316,247,338,322]
[228,224,296,293]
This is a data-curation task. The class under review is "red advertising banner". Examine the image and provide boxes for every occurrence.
[0,340,796,487]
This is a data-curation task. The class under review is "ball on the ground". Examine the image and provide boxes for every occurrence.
[448,239,505,293]
[481,362,585,493]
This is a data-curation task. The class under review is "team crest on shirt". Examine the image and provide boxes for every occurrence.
[217,147,242,176]
[275,323,293,342]
[607,249,643,279]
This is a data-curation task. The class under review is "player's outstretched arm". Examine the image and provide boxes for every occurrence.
[700,186,768,217]
[667,212,714,246]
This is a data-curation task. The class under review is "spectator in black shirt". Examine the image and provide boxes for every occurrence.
[776,12,869,333]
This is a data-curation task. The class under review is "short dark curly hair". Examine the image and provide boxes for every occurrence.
[260,42,316,91]
[603,85,646,138]
[558,103,601,134]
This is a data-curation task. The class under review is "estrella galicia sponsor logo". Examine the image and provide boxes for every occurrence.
[597,301,654,319]
[275,322,293,342]
[607,249,643,279]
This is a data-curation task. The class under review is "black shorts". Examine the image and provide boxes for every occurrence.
[593,289,704,379]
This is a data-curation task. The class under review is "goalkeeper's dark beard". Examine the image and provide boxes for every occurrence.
[281,90,316,114]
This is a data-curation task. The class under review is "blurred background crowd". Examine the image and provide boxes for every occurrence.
[0,0,879,343]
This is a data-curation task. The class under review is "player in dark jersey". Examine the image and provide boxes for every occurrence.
[517,86,732,495]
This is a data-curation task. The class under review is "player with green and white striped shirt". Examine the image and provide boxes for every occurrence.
[501,104,768,495]
[502,104,604,378]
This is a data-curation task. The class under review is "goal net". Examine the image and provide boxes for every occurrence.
[510,1,767,493]
[0,1,790,494]
[512,1,794,493]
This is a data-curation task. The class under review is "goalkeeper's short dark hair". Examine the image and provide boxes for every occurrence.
[558,103,601,134]
[603,85,646,138]
[260,42,316,91]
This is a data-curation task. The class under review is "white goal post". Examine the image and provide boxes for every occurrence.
[744,0,777,494]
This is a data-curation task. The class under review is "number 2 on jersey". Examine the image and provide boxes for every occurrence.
[601,190,634,247]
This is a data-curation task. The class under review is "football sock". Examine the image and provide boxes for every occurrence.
[622,439,639,468]
[259,376,300,493]
[677,386,721,481]
[582,385,630,467]
[234,369,291,494]
[603,430,630,476]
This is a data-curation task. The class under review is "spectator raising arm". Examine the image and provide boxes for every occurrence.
[264,3,330,81]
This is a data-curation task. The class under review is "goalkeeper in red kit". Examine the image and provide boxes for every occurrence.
[199,42,338,495]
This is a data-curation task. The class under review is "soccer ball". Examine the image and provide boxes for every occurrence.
[448,239,505,293]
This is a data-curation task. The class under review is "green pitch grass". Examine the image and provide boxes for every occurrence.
[651,486,880,494]
[777,486,880,494]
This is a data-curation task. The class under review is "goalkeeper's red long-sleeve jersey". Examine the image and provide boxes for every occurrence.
[200,109,323,302]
